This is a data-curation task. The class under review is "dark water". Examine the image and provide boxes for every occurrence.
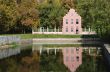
[0,44,108,72]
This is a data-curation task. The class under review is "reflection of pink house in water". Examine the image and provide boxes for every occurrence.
[62,47,82,72]
[62,9,82,34]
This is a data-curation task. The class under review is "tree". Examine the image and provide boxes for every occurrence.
[75,0,110,42]
[16,0,40,33]
[0,0,18,33]
[38,0,66,30]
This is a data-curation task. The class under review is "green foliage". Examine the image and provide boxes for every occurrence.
[38,0,67,28]
[0,0,110,42]
[75,0,110,42]
[0,46,69,72]
[0,0,39,34]
[18,0,39,28]
[76,52,107,72]
[0,0,18,33]
[40,50,69,72]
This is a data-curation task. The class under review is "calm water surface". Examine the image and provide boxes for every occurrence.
[0,44,107,72]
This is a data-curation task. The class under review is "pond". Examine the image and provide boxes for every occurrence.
[0,44,108,72]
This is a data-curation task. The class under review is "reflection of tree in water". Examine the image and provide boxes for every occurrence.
[76,51,107,72]
[40,49,70,72]
[21,50,40,72]
[0,47,106,72]
[0,48,40,72]
[0,49,69,72]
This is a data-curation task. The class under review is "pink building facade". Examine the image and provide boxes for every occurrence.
[62,9,82,34]
[62,47,82,72]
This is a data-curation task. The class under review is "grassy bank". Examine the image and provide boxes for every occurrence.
[0,34,99,39]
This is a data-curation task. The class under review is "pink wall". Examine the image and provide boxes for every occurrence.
[62,9,82,34]
[62,47,82,72]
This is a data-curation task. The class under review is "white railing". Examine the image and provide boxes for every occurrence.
[32,27,96,35]
[33,28,62,32]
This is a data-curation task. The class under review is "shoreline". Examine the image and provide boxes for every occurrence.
[32,38,101,45]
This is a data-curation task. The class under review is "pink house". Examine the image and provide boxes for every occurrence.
[62,9,82,34]
[62,47,82,72]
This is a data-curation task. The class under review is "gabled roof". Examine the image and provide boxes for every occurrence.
[63,9,81,18]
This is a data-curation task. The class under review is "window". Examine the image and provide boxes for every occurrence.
[76,56,79,61]
[71,27,73,32]
[76,19,79,24]
[76,29,78,34]
[71,19,73,24]
[76,48,79,51]
[66,19,68,24]
[66,28,68,32]
[76,48,79,54]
